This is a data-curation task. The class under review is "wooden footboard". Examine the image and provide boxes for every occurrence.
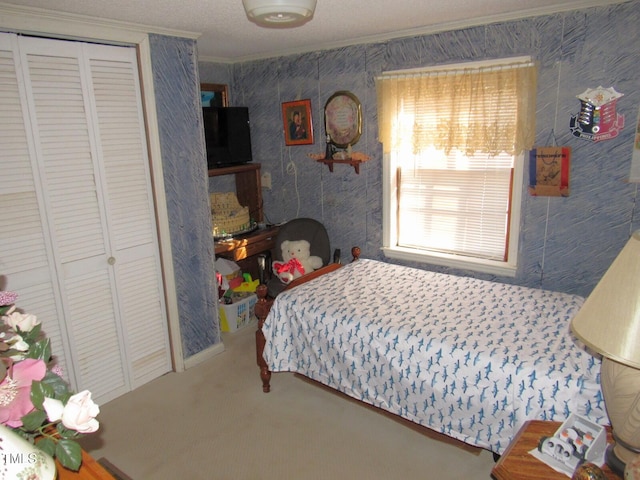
[255,247,360,392]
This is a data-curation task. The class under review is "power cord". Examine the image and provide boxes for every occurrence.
[285,157,301,218]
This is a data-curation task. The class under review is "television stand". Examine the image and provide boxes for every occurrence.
[210,163,275,279]
[208,163,263,223]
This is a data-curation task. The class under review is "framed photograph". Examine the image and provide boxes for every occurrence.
[282,99,314,146]
[201,83,228,107]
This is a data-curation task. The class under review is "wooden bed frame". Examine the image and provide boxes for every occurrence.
[255,247,360,393]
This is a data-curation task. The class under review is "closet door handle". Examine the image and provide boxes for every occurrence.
[108,256,116,265]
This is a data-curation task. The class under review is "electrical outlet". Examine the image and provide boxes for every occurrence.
[261,172,272,189]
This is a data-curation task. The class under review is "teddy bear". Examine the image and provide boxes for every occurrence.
[272,239,323,284]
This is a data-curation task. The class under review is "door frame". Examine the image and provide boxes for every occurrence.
[0,4,199,372]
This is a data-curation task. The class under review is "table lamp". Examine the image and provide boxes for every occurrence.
[571,231,640,476]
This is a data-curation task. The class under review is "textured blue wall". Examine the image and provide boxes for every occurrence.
[203,1,640,298]
[149,35,220,357]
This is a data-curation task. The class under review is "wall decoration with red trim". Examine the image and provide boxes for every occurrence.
[528,146,571,197]
[569,86,624,142]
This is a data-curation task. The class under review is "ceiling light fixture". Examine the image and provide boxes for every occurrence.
[242,0,317,27]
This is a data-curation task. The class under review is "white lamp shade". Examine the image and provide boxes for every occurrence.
[243,0,317,26]
[571,231,640,369]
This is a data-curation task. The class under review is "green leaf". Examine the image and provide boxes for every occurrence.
[26,337,51,362]
[55,439,82,471]
[36,437,57,457]
[30,381,44,408]
[13,429,34,442]
[57,423,81,440]
[41,370,71,400]
[22,323,42,341]
[30,380,54,408]
[21,410,47,431]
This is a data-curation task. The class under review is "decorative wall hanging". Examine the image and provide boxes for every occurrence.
[282,99,314,146]
[528,146,571,197]
[569,86,624,142]
[306,90,369,173]
[324,91,362,148]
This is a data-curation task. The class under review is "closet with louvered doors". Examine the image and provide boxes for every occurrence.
[0,32,172,405]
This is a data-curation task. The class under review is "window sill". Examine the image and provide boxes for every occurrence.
[382,246,517,278]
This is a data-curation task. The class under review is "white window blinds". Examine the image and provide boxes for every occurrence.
[396,151,514,260]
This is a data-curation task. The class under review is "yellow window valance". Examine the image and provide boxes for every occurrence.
[375,61,538,156]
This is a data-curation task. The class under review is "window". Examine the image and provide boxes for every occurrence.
[375,58,538,276]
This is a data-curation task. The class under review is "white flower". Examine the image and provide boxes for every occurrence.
[43,397,65,422]
[3,311,40,332]
[7,334,28,352]
[61,390,100,433]
[4,333,29,360]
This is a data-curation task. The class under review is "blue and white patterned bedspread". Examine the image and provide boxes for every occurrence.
[262,259,607,454]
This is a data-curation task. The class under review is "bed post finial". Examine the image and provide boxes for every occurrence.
[255,284,273,393]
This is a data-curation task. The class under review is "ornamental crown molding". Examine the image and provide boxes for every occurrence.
[0,3,200,45]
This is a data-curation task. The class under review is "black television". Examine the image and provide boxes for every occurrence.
[202,106,253,168]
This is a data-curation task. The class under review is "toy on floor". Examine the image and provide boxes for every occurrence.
[233,273,260,293]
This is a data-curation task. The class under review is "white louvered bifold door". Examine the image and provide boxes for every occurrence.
[0,33,171,405]
[85,44,172,390]
[0,33,73,384]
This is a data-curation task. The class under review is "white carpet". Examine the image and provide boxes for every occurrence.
[80,323,497,479]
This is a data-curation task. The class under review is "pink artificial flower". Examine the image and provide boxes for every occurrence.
[0,291,17,307]
[0,358,46,427]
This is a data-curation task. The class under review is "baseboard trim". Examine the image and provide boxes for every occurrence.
[183,341,225,369]
[98,457,134,480]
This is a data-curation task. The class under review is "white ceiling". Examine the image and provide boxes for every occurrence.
[2,0,629,62]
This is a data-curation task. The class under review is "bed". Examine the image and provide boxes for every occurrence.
[255,258,607,455]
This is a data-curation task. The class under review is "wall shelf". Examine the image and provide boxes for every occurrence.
[316,157,366,174]
[308,153,371,174]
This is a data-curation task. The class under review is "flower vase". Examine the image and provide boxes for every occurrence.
[0,424,56,480]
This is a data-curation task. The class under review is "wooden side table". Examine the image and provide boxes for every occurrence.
[492,420,621,480]
[215,225,280,280]
[214,225,279,261]
[56,450,116,479]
